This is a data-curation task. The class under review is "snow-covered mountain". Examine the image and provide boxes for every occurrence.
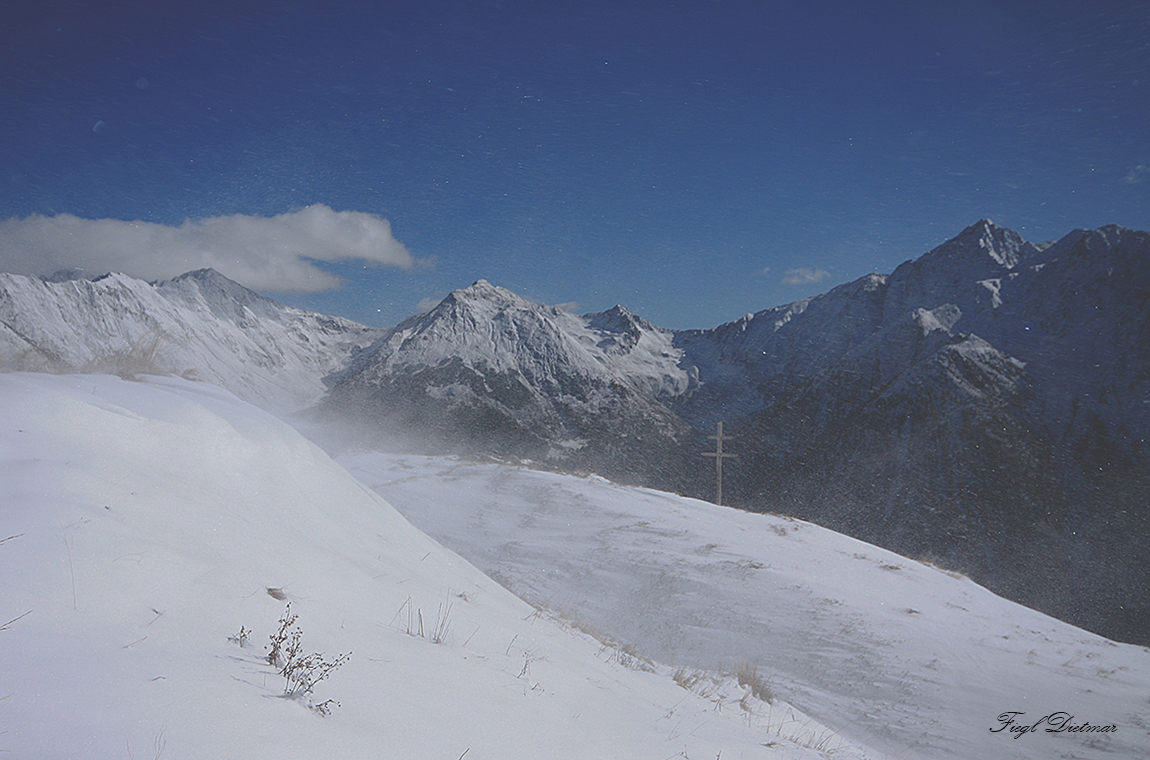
[0,268,382,412]
[683,221,1150,646]
[1,220,1145,647]
[320,220,1150,647]
[321,279,697,486]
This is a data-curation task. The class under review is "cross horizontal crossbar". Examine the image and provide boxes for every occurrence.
[701,421,735,505]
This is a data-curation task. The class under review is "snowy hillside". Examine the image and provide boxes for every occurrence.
[0,372,869,760]
[0,269,381,412]
[4,371,1148,759]
[340,450,1150,760]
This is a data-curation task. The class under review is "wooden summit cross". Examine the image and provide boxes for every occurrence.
[701,421,736,506]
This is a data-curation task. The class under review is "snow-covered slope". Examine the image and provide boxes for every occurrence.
[0,269,382,412]
[342,450,1150,760]
[5,371,1147,760]
[0,372,863,760]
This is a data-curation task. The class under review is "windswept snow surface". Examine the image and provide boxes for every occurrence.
[0,372,864,760]
[341,451,1150,760]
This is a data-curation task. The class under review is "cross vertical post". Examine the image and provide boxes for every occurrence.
[701,421,737,506]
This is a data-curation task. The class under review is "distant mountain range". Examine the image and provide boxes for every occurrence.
[0,267,382,411]
[2,219,1146,646]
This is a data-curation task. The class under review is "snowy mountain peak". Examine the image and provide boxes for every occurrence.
[1078,223,1146,256]
[585,304,656,352]
[163,267,255,293]
[876,219,1049,328]
[416,279,550,330]
[323,279,694,474]
[158,267,282,322]
[928,218,1040,271]
[0,269,382,412]
[445,278,524,306]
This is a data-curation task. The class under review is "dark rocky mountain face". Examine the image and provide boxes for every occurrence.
[671,221,1150,644]
[322,221,1150,646]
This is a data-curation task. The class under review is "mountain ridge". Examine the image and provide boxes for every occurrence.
[320,219,1150,645]
[322,276,696,484]
[1,219,1146,645]
[0,267,383,412]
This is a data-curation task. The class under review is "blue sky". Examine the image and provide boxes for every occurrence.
[2,0,1148,329]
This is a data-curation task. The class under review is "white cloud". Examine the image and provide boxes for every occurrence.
[782,267,831,285]
[1124,164,1148,184]
[0,204,419,292]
